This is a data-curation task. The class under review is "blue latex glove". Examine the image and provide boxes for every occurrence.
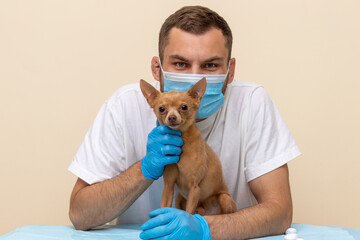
[140,207,211,240]
[141,125,183,180]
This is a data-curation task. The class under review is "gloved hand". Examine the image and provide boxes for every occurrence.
[140,207,211,240]
[141,124,183,180]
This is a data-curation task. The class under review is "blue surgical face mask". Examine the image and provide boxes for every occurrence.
[159,60,229,119]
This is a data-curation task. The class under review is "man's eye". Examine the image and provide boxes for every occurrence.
[159,106,166,113]
[205,63,216,69]
[175,62,186,68]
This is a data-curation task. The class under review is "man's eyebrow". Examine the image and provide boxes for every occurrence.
[203,56,224,62]
[169,55,224,63]
[169,55,189,62]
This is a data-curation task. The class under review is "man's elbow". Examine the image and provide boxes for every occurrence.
[279,203,293,233]
[69,207,91,231]
[269,200,293,234]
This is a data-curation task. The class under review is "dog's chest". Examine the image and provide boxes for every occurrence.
[175,145,207,191]
[177,138,206,172]
[173,129,207,190]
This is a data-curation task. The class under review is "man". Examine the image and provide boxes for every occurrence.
[69,6,301,239]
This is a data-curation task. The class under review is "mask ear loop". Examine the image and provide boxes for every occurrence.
[222,61,231,94]
[156,58,164,126]
[158,58,165,92]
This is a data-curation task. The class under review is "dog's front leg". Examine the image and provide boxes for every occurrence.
[175,193,186,210]
[161,164,178,208]
[219,192,237,214]
[185,184,200,214]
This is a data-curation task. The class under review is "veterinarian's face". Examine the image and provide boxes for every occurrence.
[152,27,236,89]
[162,27,231,75]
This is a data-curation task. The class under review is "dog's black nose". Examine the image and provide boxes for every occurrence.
[168,115,177,123]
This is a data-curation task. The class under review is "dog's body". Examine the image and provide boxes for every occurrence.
[140,78,237,215]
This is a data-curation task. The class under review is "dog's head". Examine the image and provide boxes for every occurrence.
[140,78,206,132]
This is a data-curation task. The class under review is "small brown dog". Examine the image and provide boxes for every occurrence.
[140,78,237,215]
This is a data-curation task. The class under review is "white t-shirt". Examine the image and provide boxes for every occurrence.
[68,80,301,224]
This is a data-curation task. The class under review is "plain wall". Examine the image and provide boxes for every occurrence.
[1,0,359,235]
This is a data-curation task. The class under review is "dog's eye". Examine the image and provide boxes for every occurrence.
[159,106,166,113]
[181,105,188,111]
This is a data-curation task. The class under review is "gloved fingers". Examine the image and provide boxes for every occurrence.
[140,226,174,240]
[157,124,182,136]
[140,225,173,239]
[161,145,182,156]
[148,207,176,218]
[156,134,184,147]
[141,211,173,231]
[162,155,180,165]
[140,210,177,239]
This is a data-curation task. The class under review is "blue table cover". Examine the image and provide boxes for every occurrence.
[1,223,359,240]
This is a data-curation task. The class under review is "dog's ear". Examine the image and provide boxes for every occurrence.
[140,79,160,107]
[188,77,207,104]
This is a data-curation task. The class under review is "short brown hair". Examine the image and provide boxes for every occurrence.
[159,6,233,61]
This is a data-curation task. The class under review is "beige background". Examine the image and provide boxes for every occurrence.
[1,0,359,235]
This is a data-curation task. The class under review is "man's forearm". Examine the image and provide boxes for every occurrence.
[69,161,152,230]
[204,200,292,240]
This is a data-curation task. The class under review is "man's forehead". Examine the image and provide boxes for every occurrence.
[163,27,228,61]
